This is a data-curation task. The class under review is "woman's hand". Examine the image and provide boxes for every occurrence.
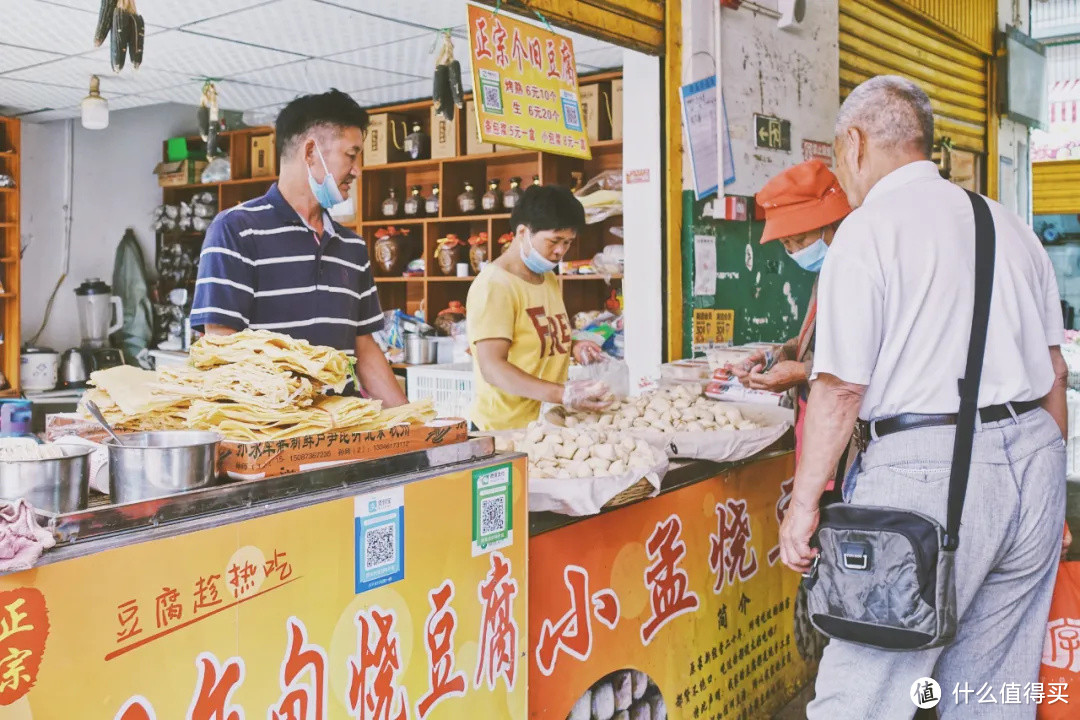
[562,380,613,411]
[727,350,768,384]
[572,340,605,365]
[746,360,808,393]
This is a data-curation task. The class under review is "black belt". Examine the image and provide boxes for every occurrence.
[857,399,1042,449]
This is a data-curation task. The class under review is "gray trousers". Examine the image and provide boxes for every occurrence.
[807,408,1066,720]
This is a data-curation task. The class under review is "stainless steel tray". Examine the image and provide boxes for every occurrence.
[38,436,496,546]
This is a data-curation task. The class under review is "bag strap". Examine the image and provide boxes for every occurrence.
[945,191,997,551]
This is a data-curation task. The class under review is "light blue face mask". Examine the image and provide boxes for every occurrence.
[306,141,345,209]
[519,232,559,274]
[787,233,828,273]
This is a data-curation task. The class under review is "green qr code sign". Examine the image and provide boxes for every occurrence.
[472,462,513,556]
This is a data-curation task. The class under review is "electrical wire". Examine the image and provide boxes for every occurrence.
[29,118,74,347]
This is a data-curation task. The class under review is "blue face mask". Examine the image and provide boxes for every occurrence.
[306,141,345,209]
[787,234,828,273]
[519,233,559,274]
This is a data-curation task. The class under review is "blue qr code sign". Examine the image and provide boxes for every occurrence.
[355,507,404,593]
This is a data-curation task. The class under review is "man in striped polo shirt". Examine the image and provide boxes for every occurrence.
[191,89,406,405]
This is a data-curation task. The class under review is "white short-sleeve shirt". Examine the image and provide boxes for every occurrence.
[812,161,1064,421]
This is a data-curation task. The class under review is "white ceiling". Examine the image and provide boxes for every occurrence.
[0,0,623,123]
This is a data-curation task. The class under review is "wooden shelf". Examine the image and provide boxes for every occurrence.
[0,188,15,194]
[361,218,425,227]
[363,158,441,171]
[591,139,624,150]
[0,117,20,394]
[0,389,19,398]
[0,151,14,157]
[0,293,15,298]
[561,274,623,281]
[443,150,538,165]
[436,214,510,223]
[0,258,16,264]
[0,223,14,228]
[374,277,424,283]
[428,276,476,282]
[221,176,276,187]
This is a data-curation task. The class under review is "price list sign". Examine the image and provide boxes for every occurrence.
[468,4,591,159]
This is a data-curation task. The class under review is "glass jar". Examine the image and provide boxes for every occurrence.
[498,232,514,256]
[433,235,463,275]
[457,182,478,214]
[532,175,541,187]
[381,188,400,218]
[434,301,466,336]
[403,185,424,217]
[468,232,489,274]
[403,121,430,160]
[373,227,409,276]
[425,184,441,216]
[503,177,523,210]
[481,180,502,212]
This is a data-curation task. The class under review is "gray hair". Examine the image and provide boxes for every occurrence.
[835,75,935,157]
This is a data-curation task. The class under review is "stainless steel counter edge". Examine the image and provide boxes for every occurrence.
[28,437,505,569]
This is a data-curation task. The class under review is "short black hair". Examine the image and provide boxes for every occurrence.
[275,88,370,157]
[510,185,586,234]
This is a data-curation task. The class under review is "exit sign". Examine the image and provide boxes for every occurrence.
[754,114,791,152]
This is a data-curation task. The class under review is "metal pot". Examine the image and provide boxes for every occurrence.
[404,334,436,365]
[59,348,89,388]
[0,445,93,513]
[106,431,221,504]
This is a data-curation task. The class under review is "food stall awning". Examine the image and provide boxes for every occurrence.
[471,0,665,55]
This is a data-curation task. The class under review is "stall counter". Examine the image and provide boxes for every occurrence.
[527,450,814,720]
[0,438,529,718]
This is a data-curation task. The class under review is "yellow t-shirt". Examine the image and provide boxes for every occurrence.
[466,265,572,430]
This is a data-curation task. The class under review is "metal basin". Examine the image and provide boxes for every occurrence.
[0,445,93,513]
[106,431,222,504]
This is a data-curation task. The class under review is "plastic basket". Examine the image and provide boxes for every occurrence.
[406,363,474,420]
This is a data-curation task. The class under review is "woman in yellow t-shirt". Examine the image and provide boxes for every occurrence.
[467,185,612,430]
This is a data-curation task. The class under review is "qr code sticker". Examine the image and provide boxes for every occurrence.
[483,85,503,113]
[364,524,396,571]
[480,495,507,537]
[563,103,580,129]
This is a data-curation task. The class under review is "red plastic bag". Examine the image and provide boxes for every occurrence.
[1038,562,1080,719]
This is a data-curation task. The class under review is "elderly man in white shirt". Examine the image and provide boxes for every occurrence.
[779,75,1070,719]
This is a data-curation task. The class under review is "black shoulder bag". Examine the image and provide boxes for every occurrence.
[802,190,995,650]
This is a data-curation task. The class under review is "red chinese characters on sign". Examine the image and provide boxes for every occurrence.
[510,28,528,74]
[194,574,223,613]
[116,599,142,642]
[528,37,543,71]
[116,696,156,720]
[270,616,327,720]
[709,499,759,592]
[492,19,509,68]
[768,478,794,566]
[473,16,493,61]
[188,652,246,720]
[536,565,621,676]
[416,581,467,718]
[155,587,182,629]
[545,39,560,80]
[475,551,519,692]
[227,560,259,597]
[640,514,700,645]
[348,607,408,720]
[265,549,293,582]
[559,39,576,85]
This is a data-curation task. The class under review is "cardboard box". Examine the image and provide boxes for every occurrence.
[580,82,612,143]
[364,113,410,166]
[219,418,469,480]
[153,159,208,187]
[465,101,495,155]
[430,106,457,159]
[611,79,623,140]
[250,134,276,177]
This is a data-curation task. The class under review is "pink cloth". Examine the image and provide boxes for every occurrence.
[0,500,55,573]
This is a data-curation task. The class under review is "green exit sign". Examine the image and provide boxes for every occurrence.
[754,114,791,151]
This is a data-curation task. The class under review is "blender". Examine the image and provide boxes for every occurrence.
[71,279,124,376]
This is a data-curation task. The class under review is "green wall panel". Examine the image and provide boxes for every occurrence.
[680,191,816,357]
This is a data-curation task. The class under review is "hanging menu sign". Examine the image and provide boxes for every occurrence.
[467,3,591,159]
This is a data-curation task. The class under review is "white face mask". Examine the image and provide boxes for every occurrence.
[518,232,558,274]
[306,141,344,209]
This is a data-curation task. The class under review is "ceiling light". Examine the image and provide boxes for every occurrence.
[81,75,109,130]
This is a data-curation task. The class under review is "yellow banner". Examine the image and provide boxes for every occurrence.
[467,4,591,159]
[0,459,527,720]
[528,453,811,719]
[693,308,735,347]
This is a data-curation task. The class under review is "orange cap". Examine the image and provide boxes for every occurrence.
[755,160,852,244]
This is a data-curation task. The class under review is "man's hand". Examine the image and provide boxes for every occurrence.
[572,340,604,365]
[727,350,768,383]
[779,499,820,573]
[746,360,808,393]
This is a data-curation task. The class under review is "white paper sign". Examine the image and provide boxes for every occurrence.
[694,235,717,297]
[680,76,734,200]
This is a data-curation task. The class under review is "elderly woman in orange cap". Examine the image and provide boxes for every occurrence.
[729,160,852,462]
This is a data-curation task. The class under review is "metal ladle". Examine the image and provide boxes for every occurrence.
[84,399,125,446]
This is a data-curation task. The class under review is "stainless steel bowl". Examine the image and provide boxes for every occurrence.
[106,431,222,504]
[0,445,93,513]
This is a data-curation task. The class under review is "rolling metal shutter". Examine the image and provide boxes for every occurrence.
[839,0,989,153]
[1033,160,1080,215]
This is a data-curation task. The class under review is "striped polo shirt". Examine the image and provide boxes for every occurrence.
[191,184,383,354]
